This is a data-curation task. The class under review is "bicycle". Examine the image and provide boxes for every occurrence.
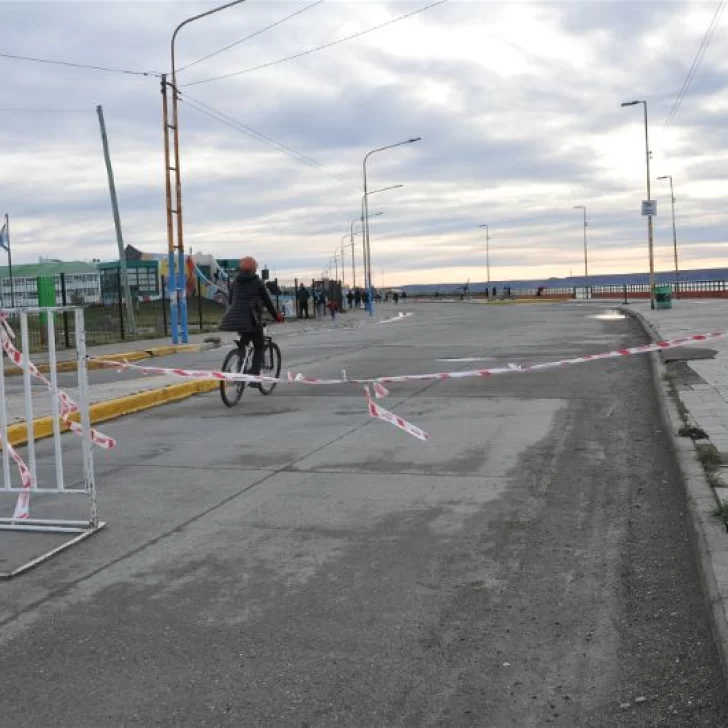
[219,326,282,408]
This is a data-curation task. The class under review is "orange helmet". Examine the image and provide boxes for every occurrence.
[240,256,257,272]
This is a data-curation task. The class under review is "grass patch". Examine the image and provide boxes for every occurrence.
[697,444,727,472]
[714,502,728,526]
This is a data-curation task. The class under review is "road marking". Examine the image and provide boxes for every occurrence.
[377,312,414,324]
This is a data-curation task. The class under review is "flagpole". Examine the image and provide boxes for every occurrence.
[4,215,14,309]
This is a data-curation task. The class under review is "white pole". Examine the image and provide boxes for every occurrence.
[20,312,37,489]
[75,308,97,526]
[0,330,11,490]
[47,313,65,492]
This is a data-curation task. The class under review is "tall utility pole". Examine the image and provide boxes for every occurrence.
[621,99,655,309]
[478,224,491,298]
[573,206,589,298]
[97,105,136,334]
[163,0,247,344]
[658,175,680,299]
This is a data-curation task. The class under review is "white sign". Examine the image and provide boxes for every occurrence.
[642,200,657,216]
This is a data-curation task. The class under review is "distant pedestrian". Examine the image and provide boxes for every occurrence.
[346,290,354,309]
[393,292,399,304]
[402,291,407,302]
[492,286,497,298]
[354,289,361,308]
[327,298,338,319]
[363,290,370,308]
[296,283,310,319]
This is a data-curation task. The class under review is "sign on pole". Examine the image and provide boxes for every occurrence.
[642,200,657,217]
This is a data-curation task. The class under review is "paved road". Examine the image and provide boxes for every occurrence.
[1,303,727,726]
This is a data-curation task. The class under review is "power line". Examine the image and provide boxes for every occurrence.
[183,0,449,87]
[662,0,726,133]
[178,0,324,73]
[0,51,160,77]
[179,93,358,187]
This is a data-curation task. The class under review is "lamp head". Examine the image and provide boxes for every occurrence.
[621,100,640,107]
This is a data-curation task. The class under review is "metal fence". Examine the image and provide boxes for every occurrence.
[2,271,229,353]
[0,307,104,578]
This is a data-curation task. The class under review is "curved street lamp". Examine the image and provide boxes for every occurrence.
[164,0,247,343]
[621,99,655,309]
[362,140,420,314]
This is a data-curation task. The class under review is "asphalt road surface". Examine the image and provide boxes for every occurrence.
[1,302,727,726]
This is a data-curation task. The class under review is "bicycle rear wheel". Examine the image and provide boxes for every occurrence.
[258,341,282,395]
[220,347,246,407]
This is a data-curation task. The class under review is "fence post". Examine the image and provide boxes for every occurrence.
[623,284,628,305]
[60,273,71,349]
[198,284,203,332]
[294,277,299,317]
[116,268,125,340]
[161,275,168,336]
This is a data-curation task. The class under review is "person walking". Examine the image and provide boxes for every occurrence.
[296,283,310,319]
[346,290,354,309]
[354,289,361,308]
[393,292,399,304]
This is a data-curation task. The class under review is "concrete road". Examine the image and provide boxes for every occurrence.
[1,303,727,726]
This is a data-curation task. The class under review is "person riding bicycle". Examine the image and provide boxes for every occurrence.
[220,257,284,386]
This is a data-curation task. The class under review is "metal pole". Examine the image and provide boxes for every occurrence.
[161,75,178,344]
[349,224,357,289]
[669,176,679,299]
[643,101,655,310]
[5,214,14,309]
[341,234,348,288]
[96,105,136,335]
[363,161,372,315]
[169,1,247,345]
[583,207,589,299]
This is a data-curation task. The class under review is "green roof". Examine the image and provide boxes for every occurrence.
[0,261,99,277]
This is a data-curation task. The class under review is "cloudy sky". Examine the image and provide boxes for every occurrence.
[1,0,726,286]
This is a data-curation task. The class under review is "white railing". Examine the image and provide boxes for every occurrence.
[0,307,105,579]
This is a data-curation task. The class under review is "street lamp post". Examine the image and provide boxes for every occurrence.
[477,224,491,298]
[573,206,589,298]
[658,175,680,299]
[621,99,655,309]
[351,211,383,291]
[363,141,420,315]
[163,0,246,343]
[360,186,402,305]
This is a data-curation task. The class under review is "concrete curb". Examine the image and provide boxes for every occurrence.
[6,379,219,448]
[3,343,203,378]
[622,304,728,686]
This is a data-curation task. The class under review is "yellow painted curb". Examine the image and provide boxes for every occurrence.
[5,379,218,448]
[4,344,201,377]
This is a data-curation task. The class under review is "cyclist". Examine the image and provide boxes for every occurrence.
[220,256,284,386]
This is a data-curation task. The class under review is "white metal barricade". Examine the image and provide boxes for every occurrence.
[0,307,105,579]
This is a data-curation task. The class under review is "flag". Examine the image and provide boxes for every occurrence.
[0,223,8,253]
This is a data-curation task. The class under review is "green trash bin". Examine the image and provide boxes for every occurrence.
[654,284,672,310]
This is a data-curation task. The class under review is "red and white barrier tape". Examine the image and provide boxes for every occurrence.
[90,329,724,443]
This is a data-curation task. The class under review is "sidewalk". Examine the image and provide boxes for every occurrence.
[625,300,728,453]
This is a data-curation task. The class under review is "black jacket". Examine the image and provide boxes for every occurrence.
[220,271,278,333]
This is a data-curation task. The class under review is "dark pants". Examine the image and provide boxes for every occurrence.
[239,328,266,375]
[300,301,309,318]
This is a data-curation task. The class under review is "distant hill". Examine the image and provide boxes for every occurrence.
[400,268,728,294]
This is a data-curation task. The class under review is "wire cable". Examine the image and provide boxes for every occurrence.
[182,0,448,87]
[0,51,160,77]
[179,93,358,187]
[178,0,324,73]
[662,0,726,132]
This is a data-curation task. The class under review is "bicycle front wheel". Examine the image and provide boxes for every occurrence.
[258,341,282,395]
[220,348,246,408]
